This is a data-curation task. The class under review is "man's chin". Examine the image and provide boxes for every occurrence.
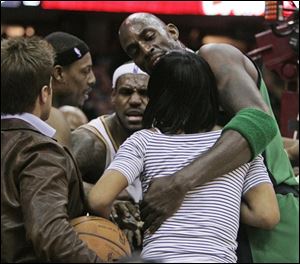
[77,99,85,108]
[127,123,143,132]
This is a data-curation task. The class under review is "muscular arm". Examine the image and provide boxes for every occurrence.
[71,127,107,184]
[181,43,271,188]
[71,127,133,203]
[141,44,276,232]
[199,43,269,115]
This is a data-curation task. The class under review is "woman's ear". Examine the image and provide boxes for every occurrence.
[166,23,179,40]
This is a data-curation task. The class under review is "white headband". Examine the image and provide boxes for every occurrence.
[112,62,148,89]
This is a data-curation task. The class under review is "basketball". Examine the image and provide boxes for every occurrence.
[71,215,131,262]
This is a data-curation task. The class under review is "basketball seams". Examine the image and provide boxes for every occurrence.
[71,217,114,227]
[78,232,129,256]
[72,220,127,247]
[70,215,131,261]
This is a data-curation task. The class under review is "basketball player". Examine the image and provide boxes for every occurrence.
[72,62,149,250]
[118,13,299,262]
[45,31,96,147]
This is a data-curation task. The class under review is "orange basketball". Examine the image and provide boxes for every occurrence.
[71,215,131,262]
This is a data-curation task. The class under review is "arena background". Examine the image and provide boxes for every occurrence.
[1,1,298,139]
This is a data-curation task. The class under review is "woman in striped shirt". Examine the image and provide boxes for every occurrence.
[88,50,279,263]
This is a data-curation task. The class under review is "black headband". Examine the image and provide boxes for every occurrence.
[54,42,89,66]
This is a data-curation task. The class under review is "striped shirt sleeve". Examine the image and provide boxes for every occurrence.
[107,130,149,185]
[242,154,272,195]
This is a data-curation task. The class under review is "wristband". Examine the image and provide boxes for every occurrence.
[222,108,277,160]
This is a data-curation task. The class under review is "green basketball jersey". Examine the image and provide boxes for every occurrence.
[259,79,298,186]
[246,78,299,263]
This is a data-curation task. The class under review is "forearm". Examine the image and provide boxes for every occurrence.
[88,185,112,218]
[178,130,251,191]
[88,170,128,219]
[31,216,101,262]
[21,146,102,262]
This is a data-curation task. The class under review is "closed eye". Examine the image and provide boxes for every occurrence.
[144,32,155,41]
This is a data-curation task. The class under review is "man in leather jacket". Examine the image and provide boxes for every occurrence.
[1,36,102,262]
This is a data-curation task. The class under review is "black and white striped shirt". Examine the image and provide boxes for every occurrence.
[108,129,271,263]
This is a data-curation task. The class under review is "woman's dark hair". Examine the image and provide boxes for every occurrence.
[143,50,219,134]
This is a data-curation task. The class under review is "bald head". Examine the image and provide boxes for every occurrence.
[119,12,183,74]
[120,13,166,34]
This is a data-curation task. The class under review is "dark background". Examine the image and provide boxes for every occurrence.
[0,3,271,119]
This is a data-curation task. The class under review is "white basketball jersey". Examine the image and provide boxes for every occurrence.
[86,116,142,203]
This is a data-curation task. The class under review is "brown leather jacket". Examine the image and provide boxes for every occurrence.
[1,118,102,263]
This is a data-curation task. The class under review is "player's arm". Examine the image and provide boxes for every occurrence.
[71,127,107,184]
[180,43,278,186]
[198,43,269,115]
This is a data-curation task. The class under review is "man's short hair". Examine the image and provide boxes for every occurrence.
[1,36,55,114]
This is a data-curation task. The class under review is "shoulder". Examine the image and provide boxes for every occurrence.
[197,43,258,89]
[47,107,69,128]
[244,154,270,184]
[71,124,108,183]
[197,43,243,60]
[197,44,246,73]
[120,129,153,151]
[128,129,156,141]
[71,125,106,154]
[248,154,266,169]
[22,133,72,166]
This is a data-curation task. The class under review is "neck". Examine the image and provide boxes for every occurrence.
[105,113,131,148]
[31,99,45,120]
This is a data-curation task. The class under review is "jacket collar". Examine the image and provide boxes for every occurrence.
[1,113,55,138]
